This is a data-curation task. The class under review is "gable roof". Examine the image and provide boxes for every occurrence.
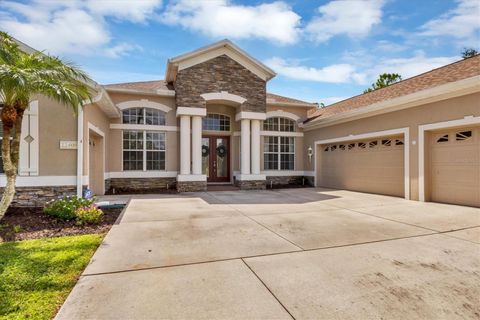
[104,80,175,96]
[306,55,480,125]
[267,93,318,108]
[165,39,276,82]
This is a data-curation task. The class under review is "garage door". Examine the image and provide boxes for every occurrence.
[429,127,480,207]
[319,135,404,197]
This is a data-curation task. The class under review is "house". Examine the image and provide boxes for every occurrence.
[1,39,479,207]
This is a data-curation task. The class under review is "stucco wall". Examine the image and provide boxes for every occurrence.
[303,92,480,200]
[175,55,267,113]
[106,92,179,173]
[37,95,77,176]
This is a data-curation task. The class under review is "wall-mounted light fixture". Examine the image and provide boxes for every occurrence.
[307,146,313,162]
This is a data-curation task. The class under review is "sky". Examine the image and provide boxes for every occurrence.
[1,0,479,105]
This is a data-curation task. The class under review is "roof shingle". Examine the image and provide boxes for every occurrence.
[308,55,480,122]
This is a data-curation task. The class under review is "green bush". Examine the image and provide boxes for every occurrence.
[43,196,94,221]
[76,206,104,225]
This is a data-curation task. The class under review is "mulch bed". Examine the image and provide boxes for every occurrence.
[0,206,123,242]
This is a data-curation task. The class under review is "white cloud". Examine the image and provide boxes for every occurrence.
[104,43,143,58]
[0,7,110,55]
[264,57,364,84]
[160,0,301,44]
[0,0,160,56]
[306,0,384,42]
[368,52,459,80]
[265,51,458,86]
[418,0,480,45]
[85,0,162,23]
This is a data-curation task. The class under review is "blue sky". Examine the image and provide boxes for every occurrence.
[1,0,479,104]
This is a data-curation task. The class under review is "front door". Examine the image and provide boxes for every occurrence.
[202,136,230,183]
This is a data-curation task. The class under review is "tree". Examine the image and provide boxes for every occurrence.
[364,73,402,93]
[461,48,479,59]
[0,32,92,220]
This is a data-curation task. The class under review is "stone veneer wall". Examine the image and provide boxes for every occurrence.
[176,181,207,192]
[106,178,176,194]
[175,55,266,113]
[234,180,267,190]
[1,186,77,207]
[266,176,315,188]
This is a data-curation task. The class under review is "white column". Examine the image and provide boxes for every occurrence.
[251,119,261,175]
[241,119,251,175]
[180,115,191,175]
[191,116,202,175]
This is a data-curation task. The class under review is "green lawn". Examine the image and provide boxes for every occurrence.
[0,234,103,320]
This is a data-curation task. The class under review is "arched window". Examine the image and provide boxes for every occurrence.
[263,117,296,171]
[263,117,295,132]
[122,107,166,125]
[202,113,231,131]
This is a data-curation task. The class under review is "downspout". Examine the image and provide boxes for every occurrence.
[76,106,84,197]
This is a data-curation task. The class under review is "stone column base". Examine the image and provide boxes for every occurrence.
[176,174,207,192]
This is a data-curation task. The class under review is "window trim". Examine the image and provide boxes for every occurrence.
[122,130,167,172]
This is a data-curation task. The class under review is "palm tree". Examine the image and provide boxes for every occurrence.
[0,32,92,220]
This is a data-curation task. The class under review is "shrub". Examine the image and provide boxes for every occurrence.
[75,205,104,225]
[43,196,94,221]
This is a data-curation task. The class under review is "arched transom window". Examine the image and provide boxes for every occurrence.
[202,113,231,131]
[122,107,166,126]
[263,117,296,132]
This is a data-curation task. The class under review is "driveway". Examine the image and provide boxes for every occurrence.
[56,188,480,319]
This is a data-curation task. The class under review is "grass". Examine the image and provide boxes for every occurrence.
[0,234,103,320]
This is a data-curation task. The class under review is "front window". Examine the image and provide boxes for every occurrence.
[123,130,166,171]
[202,113,230,131]
[263,136,295,170]
[122,108,165,125]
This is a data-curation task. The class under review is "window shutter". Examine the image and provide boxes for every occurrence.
[19,100,39,176]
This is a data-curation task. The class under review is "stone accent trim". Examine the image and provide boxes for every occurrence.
[234,179,266,190]
[1,185,77,207]
[266,176,315,188]
[177,181,207,192]
[107,178,176,194]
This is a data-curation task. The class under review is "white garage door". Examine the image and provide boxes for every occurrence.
[429,127,480,207]
[319,135,405,197]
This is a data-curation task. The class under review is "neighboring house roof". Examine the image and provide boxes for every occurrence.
[307,55,480,125]
[165,39,277,82]
[104,80,317,108]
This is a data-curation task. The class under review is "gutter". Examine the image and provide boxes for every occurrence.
[105,87,175,97]
[303,75,480,131]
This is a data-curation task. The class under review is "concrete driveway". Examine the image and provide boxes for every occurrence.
[56,188,480,319]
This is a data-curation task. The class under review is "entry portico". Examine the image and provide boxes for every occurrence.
[166,39,276,192]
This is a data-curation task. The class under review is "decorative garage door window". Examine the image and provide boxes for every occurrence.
[123,131,165,171]
[324,138,404,152]
[122,108,166,125]
[202,113,230,131]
